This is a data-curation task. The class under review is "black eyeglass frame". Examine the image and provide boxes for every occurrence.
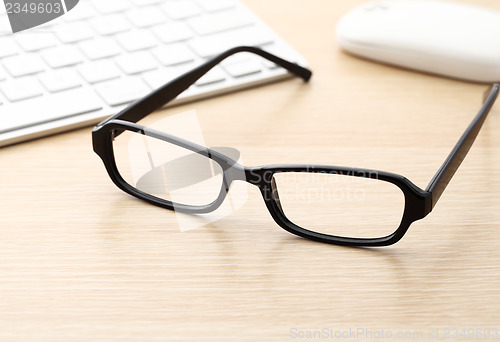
[92,46,499,247]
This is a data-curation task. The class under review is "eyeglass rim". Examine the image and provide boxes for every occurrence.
[93,119,430,247]
[251,166,429,247]
[92,119,239,214]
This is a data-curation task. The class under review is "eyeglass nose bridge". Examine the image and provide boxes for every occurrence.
[237,166,270,184]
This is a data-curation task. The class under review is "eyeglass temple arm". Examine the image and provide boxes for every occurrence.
[425,84,499,210]
[106,46,312,125]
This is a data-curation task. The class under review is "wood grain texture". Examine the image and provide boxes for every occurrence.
[1,0,500,340]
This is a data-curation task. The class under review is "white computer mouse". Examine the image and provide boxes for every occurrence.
[336,0,500,83]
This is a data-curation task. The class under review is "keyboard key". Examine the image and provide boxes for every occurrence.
[63,1,96,22]
[262,60,279,70]
[116,51,158,75]
[196,66,226,86]
[152,43,195,66]
[39,69,82,93]
[126,6,167,28]
[188,9,254,35]
[55,22,95,43]
[152,22,194,44]
[41,46,84,68]
[90,14,131,36]
[223,60,262,77]
[0,79,43,102]
[189,27,273,58]
[91,0,132,14]
[0,88,103,133]
[2,54,46,77]
[161,1,202,20]
[79,38,122,60]
[196,0,235,12]
[142,64,194,89]
[0,13,11,33]
[78,60,121,84]
[142,69,170,89]
[95,77,150,106]
[0,37,19,58]
[15,33,58,52]
[262,43,301,64]
[220,51,257,65]
[116,30,158,52]
[130,0,164,6]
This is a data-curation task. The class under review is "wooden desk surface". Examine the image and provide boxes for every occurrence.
[1,0,500,340]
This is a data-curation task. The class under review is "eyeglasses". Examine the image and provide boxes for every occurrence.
[92,46,499,247]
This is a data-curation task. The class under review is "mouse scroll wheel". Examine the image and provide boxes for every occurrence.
[365,4,389,12]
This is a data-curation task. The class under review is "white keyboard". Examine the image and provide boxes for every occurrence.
[0,0,306,147]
